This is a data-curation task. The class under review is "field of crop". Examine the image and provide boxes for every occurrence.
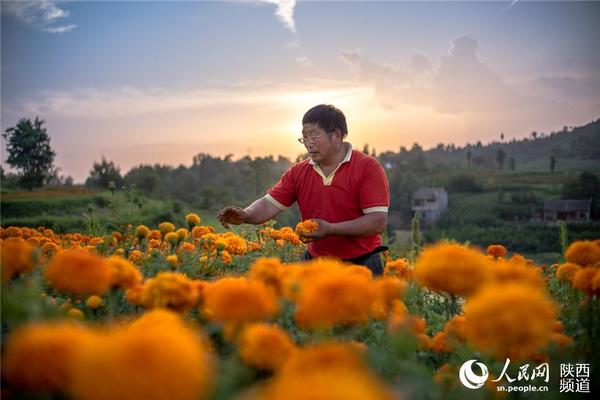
[1,214,598,399]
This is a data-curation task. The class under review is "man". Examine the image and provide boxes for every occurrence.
[217,104,390,274]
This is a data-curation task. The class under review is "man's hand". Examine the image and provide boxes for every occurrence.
[217,206,249,229]
[298,219,333,241]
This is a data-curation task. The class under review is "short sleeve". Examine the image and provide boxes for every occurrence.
[266,166,297,209]
[359,160,390,213]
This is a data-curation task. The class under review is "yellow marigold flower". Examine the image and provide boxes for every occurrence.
[147,229,162,241]
[3,322,95,392]
[166,254,179,267]
[295,273,374,329]
[176,228,188,241]
[238,323,296,371]
[114,247,125,256]
[45,250,113,296]
[275,239,285,247]
[371,277,407,320]
[185,213,201,227]
[158,221,176,234]
[1,237,35,281]
[572,267,600,297]
[140,272,198,313]
[203,278,278,323]
[384,258,412,280]
[414,242,493,297]
[67,307,85,319]
[191,225,214,239]
[107,256,142,289]
[295,219,319,243]
[487,244,507,258]
[464,283,558,360]
[164,231,179,246]
[135,225,150,239]
[565,240,600,267]
[86,295,103,309]
[226,235,248,255]
[220,250,233,264]
[249,257,284,296]
[265,343,394,400]
[215,237,229,250]
[556,263,581,283]
[128,249,144,264]
[71,310,214,400]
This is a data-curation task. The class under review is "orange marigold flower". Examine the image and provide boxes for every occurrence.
[384,258,412,280]
[178,242,196,253]
[203,278,278,323]
[464,283,558,360]
[185,213,201,227]
[146,229,162,241]
[487,244,507,258]
[166,254,179,267]
[295,219,319,243]
[139,272,198,313]
[158,222,176,234]
[1,237,35,281]
[191,226,214,239]
[128,249,144,264]
[371,277,407,320]
[67,308,85,319]
[226,235,247,255]
[556,263,581,283]
[248,257,284,296]
[135,225,150,239]
[295,273,374,329]
[492,258,545,288]
[565,240,600,267]
[444,315,468,341]
[282,231,302,245]
[3,322,95,392]
[45,250,112,296]
[71,310,214,400]
[220,250,233,264]
[125,285,143,305]
[107,256,142,289]
[571,267,600,297]
[414,242,493,297]
[238,323,296,370]
[265,343,394,400]
[429,331,451,353]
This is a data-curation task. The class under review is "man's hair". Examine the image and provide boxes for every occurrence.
[302,104,348,138]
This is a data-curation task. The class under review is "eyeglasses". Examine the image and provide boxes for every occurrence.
[298,134,322,145]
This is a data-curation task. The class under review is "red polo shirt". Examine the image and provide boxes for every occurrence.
[266,144,390,259]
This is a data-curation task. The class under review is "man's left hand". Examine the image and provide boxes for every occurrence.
[299,219,334,241]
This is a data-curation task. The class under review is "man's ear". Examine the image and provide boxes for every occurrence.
[332,128,343,141]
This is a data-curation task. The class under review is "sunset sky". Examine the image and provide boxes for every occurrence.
[2,0,599,182]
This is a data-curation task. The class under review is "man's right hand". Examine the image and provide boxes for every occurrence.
[217,206,249,229]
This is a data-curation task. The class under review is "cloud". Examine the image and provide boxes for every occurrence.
[295,56,312,68]
[236,0,296,33]
[2,0,76,33]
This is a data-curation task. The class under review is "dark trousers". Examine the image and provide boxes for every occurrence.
[302,246,386,276]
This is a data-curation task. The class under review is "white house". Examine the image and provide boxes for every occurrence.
[411,187,448,226]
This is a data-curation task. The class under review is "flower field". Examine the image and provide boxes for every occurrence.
[1,215,599,399]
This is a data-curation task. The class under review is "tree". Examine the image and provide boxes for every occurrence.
[562,171,600,219]
[2,117,56,190]
[508,157,516,171]
[86,156,123,189]
[550,155,557,173]
[466,149,472,169]
[362,143,370,155]
[496,148,506,170]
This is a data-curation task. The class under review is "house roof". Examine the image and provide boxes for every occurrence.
[543,199,592,212]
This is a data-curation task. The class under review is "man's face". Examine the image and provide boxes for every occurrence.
[301,123,339,163]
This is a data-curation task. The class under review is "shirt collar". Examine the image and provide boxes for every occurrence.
[309,142,353,166]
